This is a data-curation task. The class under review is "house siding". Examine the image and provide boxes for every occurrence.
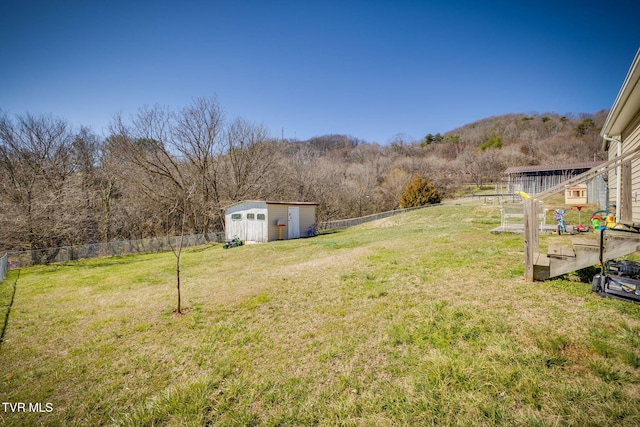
[603,49,640,225]
[626,123,640,223]
[608,123,640,224]
[607,146,618,216]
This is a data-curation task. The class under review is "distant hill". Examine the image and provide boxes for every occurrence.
[291,111,610,166]
[280,111,611,209]
[423,111,609,165]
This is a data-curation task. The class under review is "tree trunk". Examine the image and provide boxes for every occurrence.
[176,254,181,314]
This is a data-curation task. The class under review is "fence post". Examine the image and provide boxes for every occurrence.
[0,253,7,282]
[523,198,539,282]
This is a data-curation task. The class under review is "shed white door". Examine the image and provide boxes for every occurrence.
[288,207,300,239]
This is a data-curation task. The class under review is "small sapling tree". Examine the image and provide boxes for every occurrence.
[167,185,195,315]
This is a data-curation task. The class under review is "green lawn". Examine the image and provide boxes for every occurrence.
[2,204,640,426]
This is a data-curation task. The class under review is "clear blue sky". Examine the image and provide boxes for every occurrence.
[1,0,639,143]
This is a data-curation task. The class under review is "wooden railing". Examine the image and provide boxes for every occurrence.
[524,146,640,281]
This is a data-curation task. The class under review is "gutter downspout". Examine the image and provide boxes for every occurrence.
[602,135,622,219]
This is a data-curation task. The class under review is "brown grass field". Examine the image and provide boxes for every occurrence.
[1,204,640,426]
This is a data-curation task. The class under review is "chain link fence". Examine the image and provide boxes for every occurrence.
[457,193,522,205]
[4,232,225,271]
[0,204,442,280]
[319,203,440,231]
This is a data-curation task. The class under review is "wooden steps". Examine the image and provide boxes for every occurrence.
[532,253,550,281]
[533,232,640,280]
[570,236,600,249]
[547,245,576,259]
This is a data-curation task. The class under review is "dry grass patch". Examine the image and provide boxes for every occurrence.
[2,205,640,425]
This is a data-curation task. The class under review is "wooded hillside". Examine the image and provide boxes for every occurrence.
[0,98,607,252]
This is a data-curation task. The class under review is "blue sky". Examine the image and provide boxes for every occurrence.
[1,1,639,143]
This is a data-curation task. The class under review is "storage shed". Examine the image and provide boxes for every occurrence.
[224,201,318,243]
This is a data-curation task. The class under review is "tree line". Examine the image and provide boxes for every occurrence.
[0,97,607,253]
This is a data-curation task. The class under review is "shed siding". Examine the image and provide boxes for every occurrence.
[266,204,317,241]
[267,204,289,241]
[298,205,316,236]
[226,201,317,242]
[225,201,269,243]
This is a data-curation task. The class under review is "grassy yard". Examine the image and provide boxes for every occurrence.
[2,204,640,426]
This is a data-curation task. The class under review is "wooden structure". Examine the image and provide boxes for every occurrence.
[564,184,587,205]
[498,202,547,234]
[224,201,318,243]
[524,49,640,281]
[523,153,640,280]
[505,162,604,196]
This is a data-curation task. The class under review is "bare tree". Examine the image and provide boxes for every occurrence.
[223,117,276,201]
[0,112,75,256]
[107,102,227,315]
[458,147,507,187]
[172,97,226,234]
[167,184,196,315]
[108,106,188,236]
[64,127,102,246]
[109,98,228,236]
[96,136,126,241]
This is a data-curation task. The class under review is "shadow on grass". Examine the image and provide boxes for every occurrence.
[184,244,220,254]
[317,229,346,236]
[65,253,160,270]
[0,270,19,348]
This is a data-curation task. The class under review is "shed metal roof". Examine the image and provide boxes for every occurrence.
[224,200,319,210]
[504,161,605,175]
